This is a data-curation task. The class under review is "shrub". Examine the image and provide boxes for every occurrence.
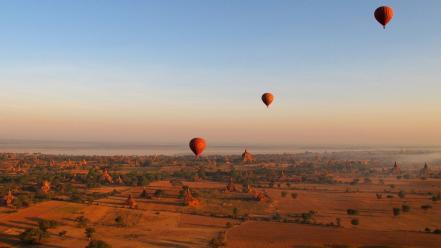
[291,193,298,199]
[232,208,238,219]
[281,191,288,197]
[398,191,406,198]
[376,193,382,199]
[402,204,411,212]
[115,216,125,227]
[208,232,226,248]
[272,212,282,221]
[58,230,67,238]
[38,219,59,231]
[86,239,112,248]
[19,228,49,244]
[351,219,359,226]
[393,208,401,216]
[85,227,96,240]
[421,204,432,211]
[154,189,164,197]
[346,209,359,215]
[76,216,90,227]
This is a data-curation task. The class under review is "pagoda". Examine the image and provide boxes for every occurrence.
[102,169,113,183]
[420,162,431,176]
[390,161,401,174]
[3,189,14,207]
[183,187,200,207]
[242,149,255,163]
[225,177,237,192]
[126,194,137,209]
[41,180,51,194]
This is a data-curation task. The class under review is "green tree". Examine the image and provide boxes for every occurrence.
[19,228,49,244]
[85,227,96,240]
[86,239,112,248]
[402,204,411,212]
[115,216,125,227]
[38,219,59,231]
[232,207,238,219]
[346,209,359,215]
[351,219,359,226]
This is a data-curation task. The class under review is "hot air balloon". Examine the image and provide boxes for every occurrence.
[189,138,206,158]
[374,6,394,29]
[261,93,274,108]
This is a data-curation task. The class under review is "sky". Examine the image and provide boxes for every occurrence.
[0,0,440,147]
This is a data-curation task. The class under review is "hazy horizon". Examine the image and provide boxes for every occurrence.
[1,138,441,157]
[1,1,440,146]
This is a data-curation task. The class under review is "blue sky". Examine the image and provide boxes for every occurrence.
[0,0,440,146]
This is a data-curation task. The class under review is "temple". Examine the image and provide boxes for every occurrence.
[242,149,255,163]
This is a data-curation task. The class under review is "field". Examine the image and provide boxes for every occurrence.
[0,152,441,247]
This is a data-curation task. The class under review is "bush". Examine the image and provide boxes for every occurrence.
[208,232,226,248]
[291,193,298,199]
[115,216,125,227]
[85,227,96,240]
[272,212,282,221]
[86,239,112,248]
[421,204,432,211]
[434,229,441,234]
[19,228,49,244]
[154,189,164,197]
[351,219,359,226]
[402,204,411,212]
[38,219,59,231]
[398,191,406,198]
[76,216,90,227]
[393,208,401,216]
[376,193,382,199]
[232,208,238,218]
[281,191,288,197]
[58,230,67,238]
[336,218,341,227]
[346,209,359,215]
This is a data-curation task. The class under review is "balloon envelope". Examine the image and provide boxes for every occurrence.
[374,6,394,29]
[189,138,206,158]
[261,93,274,107]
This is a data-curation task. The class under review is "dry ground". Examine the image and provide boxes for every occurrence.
[0,177,440,247]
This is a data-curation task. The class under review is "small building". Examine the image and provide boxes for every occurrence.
[420,163,431,177]
[41,180,51,194]
[3,190,14,207]
[225,177,237,192]
[126,194,137,209]
[183,186,200,207]
[390,161,401,174]
[242,149,255,163]
[102,169,113,183]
